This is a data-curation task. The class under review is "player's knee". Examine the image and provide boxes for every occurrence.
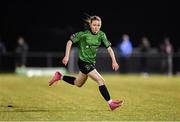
[96,79,105,86]
[75,83,83,87]
[74,80,83,87]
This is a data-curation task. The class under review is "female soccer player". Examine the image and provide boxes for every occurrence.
[49,15,123,111]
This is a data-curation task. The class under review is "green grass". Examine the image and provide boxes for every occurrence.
[0,73,180,121]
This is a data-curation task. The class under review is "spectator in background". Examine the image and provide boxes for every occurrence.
[160,37,173,75]
[139,36,151,76]
[161,37,173,55]
[117,34,133,74]
[0,37,7,72]
[14,36,29,74]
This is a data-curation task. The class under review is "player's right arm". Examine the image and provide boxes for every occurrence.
[62,40,72,66]
[62,32,82,65]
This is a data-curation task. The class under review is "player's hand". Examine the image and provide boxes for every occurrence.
[112,62,119,71]
[62,56,69,66]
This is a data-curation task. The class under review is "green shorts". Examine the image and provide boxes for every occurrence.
[78,59,95,74]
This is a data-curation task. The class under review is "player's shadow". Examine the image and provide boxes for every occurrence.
[0,105,111,112]
[0,106,49,112]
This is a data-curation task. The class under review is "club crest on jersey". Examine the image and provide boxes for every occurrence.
[86,45,89,48]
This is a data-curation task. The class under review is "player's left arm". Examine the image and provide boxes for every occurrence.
[107,46,119,71]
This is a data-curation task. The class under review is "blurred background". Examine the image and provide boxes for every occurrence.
[0,0,179,76]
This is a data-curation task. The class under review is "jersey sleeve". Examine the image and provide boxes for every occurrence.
[101,32,111,48]
[70,31,83,44]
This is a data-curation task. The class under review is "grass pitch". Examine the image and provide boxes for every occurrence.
[0,73,180,121]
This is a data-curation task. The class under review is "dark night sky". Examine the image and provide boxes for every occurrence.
[0,0,179,52]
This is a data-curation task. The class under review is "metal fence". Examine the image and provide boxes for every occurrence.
[68,48,180,76]
[0,48,180,75]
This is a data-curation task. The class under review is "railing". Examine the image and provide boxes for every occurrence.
[0,52,64,72]
[0,48,180,75]
[68,47,180,75]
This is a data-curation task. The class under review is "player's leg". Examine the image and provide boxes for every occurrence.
[49,59,90,86]
[87,69,105,85]
[59,71,88,87]
[74,71,88,87]
[49,71,88,87]
[87,69,123,110]
[87,69,110,101]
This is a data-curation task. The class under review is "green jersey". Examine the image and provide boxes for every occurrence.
[70,30,111,64]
